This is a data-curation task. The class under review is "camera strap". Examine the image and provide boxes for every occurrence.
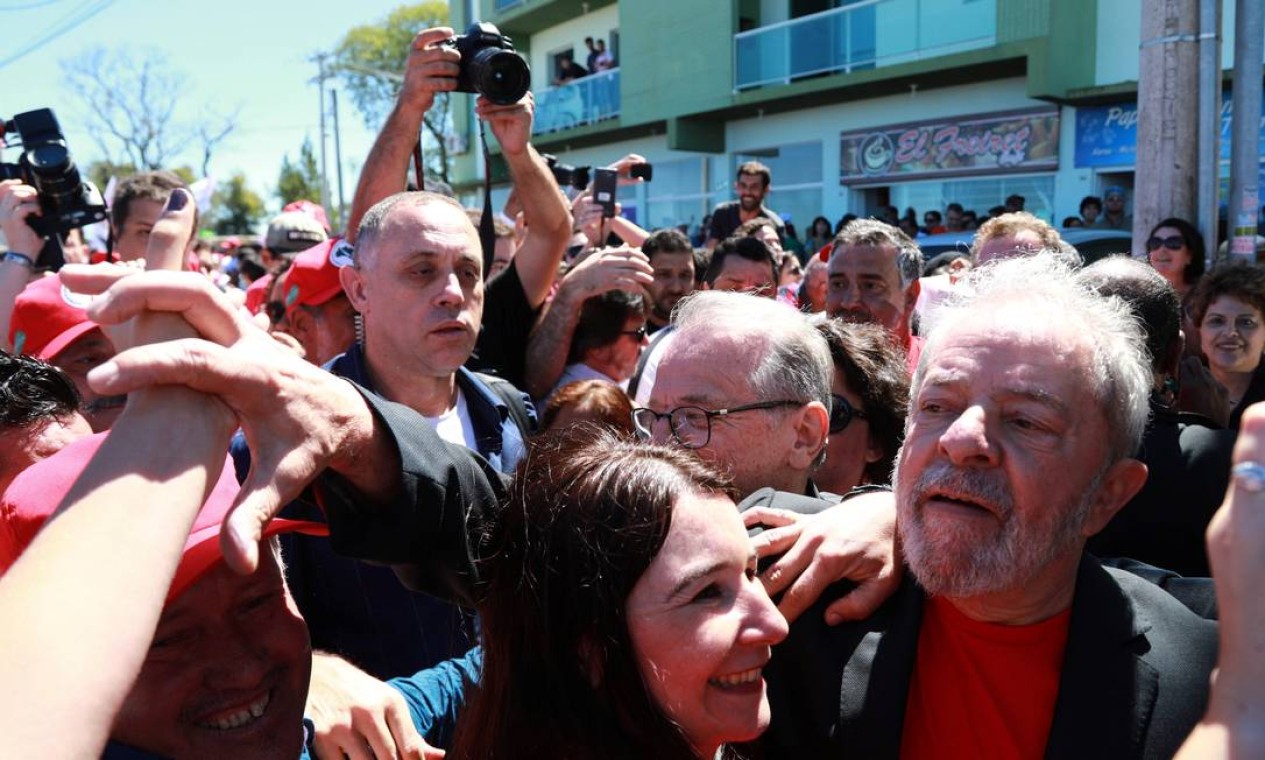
[412,121,496,276]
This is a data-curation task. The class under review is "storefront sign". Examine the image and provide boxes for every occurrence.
[1075,91,1265,168]
[839,109,1060,185]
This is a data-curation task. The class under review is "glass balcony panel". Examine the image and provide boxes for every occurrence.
[735,0,994,90]
[532,68,620,136]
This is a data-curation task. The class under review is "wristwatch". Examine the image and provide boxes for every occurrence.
[2,252,35,269]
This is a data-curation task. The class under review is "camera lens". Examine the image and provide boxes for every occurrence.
[470,48,530,105]
[27,143,79,202]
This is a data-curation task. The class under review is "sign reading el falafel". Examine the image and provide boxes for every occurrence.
[839,109,1060,185]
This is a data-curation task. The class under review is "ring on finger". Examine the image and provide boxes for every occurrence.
[1231,461,1265,493]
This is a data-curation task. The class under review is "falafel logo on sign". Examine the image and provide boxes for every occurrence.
[840,109,1060,185]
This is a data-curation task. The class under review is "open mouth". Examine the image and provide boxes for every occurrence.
[925,491,995,517]
[709,667,763,690]
[193,690,272,732]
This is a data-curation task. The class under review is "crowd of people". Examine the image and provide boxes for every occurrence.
[686,186,1136,259]
[0,23,1264,760]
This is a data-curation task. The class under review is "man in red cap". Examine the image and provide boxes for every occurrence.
[277,239,357,366]
[0,432,327,758]
[8,273,122,430]
[244,211,330,317]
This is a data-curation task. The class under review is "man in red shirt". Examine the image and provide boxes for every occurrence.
[762,256,1218,759]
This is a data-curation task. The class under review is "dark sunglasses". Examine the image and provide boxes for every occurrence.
[1146,236,1186,252]
[829,394,868,433]
[622,326,647,341]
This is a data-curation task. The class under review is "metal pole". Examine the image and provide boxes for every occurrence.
[332,88,346,233]
[1196,0,1223,263]
[316,54,332,222]
[1134,0,1200,258]
[1227,0,1264,264]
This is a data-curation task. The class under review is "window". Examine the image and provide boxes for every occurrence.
[732,141,824,232]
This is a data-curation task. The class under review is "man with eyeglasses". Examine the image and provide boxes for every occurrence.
[636,289,832,498]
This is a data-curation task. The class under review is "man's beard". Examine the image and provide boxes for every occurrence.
[894,459,1100,598]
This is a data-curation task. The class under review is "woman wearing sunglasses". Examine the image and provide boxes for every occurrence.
[1145,217,1206,304]
[810,318,909,495]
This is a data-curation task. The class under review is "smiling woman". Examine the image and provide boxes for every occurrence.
[1192,266,1265,429]
[452,429,788,759]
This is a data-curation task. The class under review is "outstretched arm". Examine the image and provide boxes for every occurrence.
[1175,404,1265,759]
[346,27,458,243]
[477,96,571,308]
[0,189,236,758]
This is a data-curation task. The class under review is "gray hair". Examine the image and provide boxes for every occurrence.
[672,290,831,412]
[354,191,468,270]
[913,256,1151,461]
[831,218,924,289]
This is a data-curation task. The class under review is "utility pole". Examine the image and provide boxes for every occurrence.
[332,88,346,233]
[1134,0,1200,257]
[312,53,333,223]
[1196,0,1223,262]
[1226,0,1264,264]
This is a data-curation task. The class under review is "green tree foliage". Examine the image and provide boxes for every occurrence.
[331,1,453,182]
[277,137,324,206]
[209,174,266,235]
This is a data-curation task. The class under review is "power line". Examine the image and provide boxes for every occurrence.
[0,0,113,70]
[0,0,67,11]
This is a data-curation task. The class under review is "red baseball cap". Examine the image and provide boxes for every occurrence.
[0,433,328,602]
[244,272,274,316]
[280,238,353,317]
[817,242,835,263]
[8,273,102,361]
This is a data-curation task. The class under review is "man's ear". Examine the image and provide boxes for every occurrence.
[1082,458,1148,536]
[340,265,369,314]
[903,278,921,316]
[287,307,314,348]
[787,400,830,471]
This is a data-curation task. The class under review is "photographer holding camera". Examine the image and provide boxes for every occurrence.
[345,25,570,391]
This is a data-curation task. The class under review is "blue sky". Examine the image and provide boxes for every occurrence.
[0,0,415,218]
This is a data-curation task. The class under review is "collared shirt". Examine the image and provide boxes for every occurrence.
[326,341,532,475]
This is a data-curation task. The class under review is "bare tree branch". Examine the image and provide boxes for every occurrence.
[60,46,223,172]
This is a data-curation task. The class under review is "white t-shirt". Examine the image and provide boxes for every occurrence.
[421,388,478,451]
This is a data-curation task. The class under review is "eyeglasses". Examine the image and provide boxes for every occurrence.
[829,394,868,433]
[632,400,804,449]
[1146,236,1186,252]
[622,326,647,341]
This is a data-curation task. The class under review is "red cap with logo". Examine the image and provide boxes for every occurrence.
[279,238,353,318]
[0,433,329,601]
[8,273,102,361]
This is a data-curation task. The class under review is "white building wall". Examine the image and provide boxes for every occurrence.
[527,4,621,91]
[1096,0,1256,87]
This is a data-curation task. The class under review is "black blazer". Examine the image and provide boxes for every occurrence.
[760,554,1217,759]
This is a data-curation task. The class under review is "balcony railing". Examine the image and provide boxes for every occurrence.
[734,0,996,90]
[533,68,620,135]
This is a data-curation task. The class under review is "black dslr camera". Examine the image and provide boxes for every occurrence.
[542,154,591,191]
[0,109,107,240]
[445,22,530,105]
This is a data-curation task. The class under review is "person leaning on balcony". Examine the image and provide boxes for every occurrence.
[554,50,588,85]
